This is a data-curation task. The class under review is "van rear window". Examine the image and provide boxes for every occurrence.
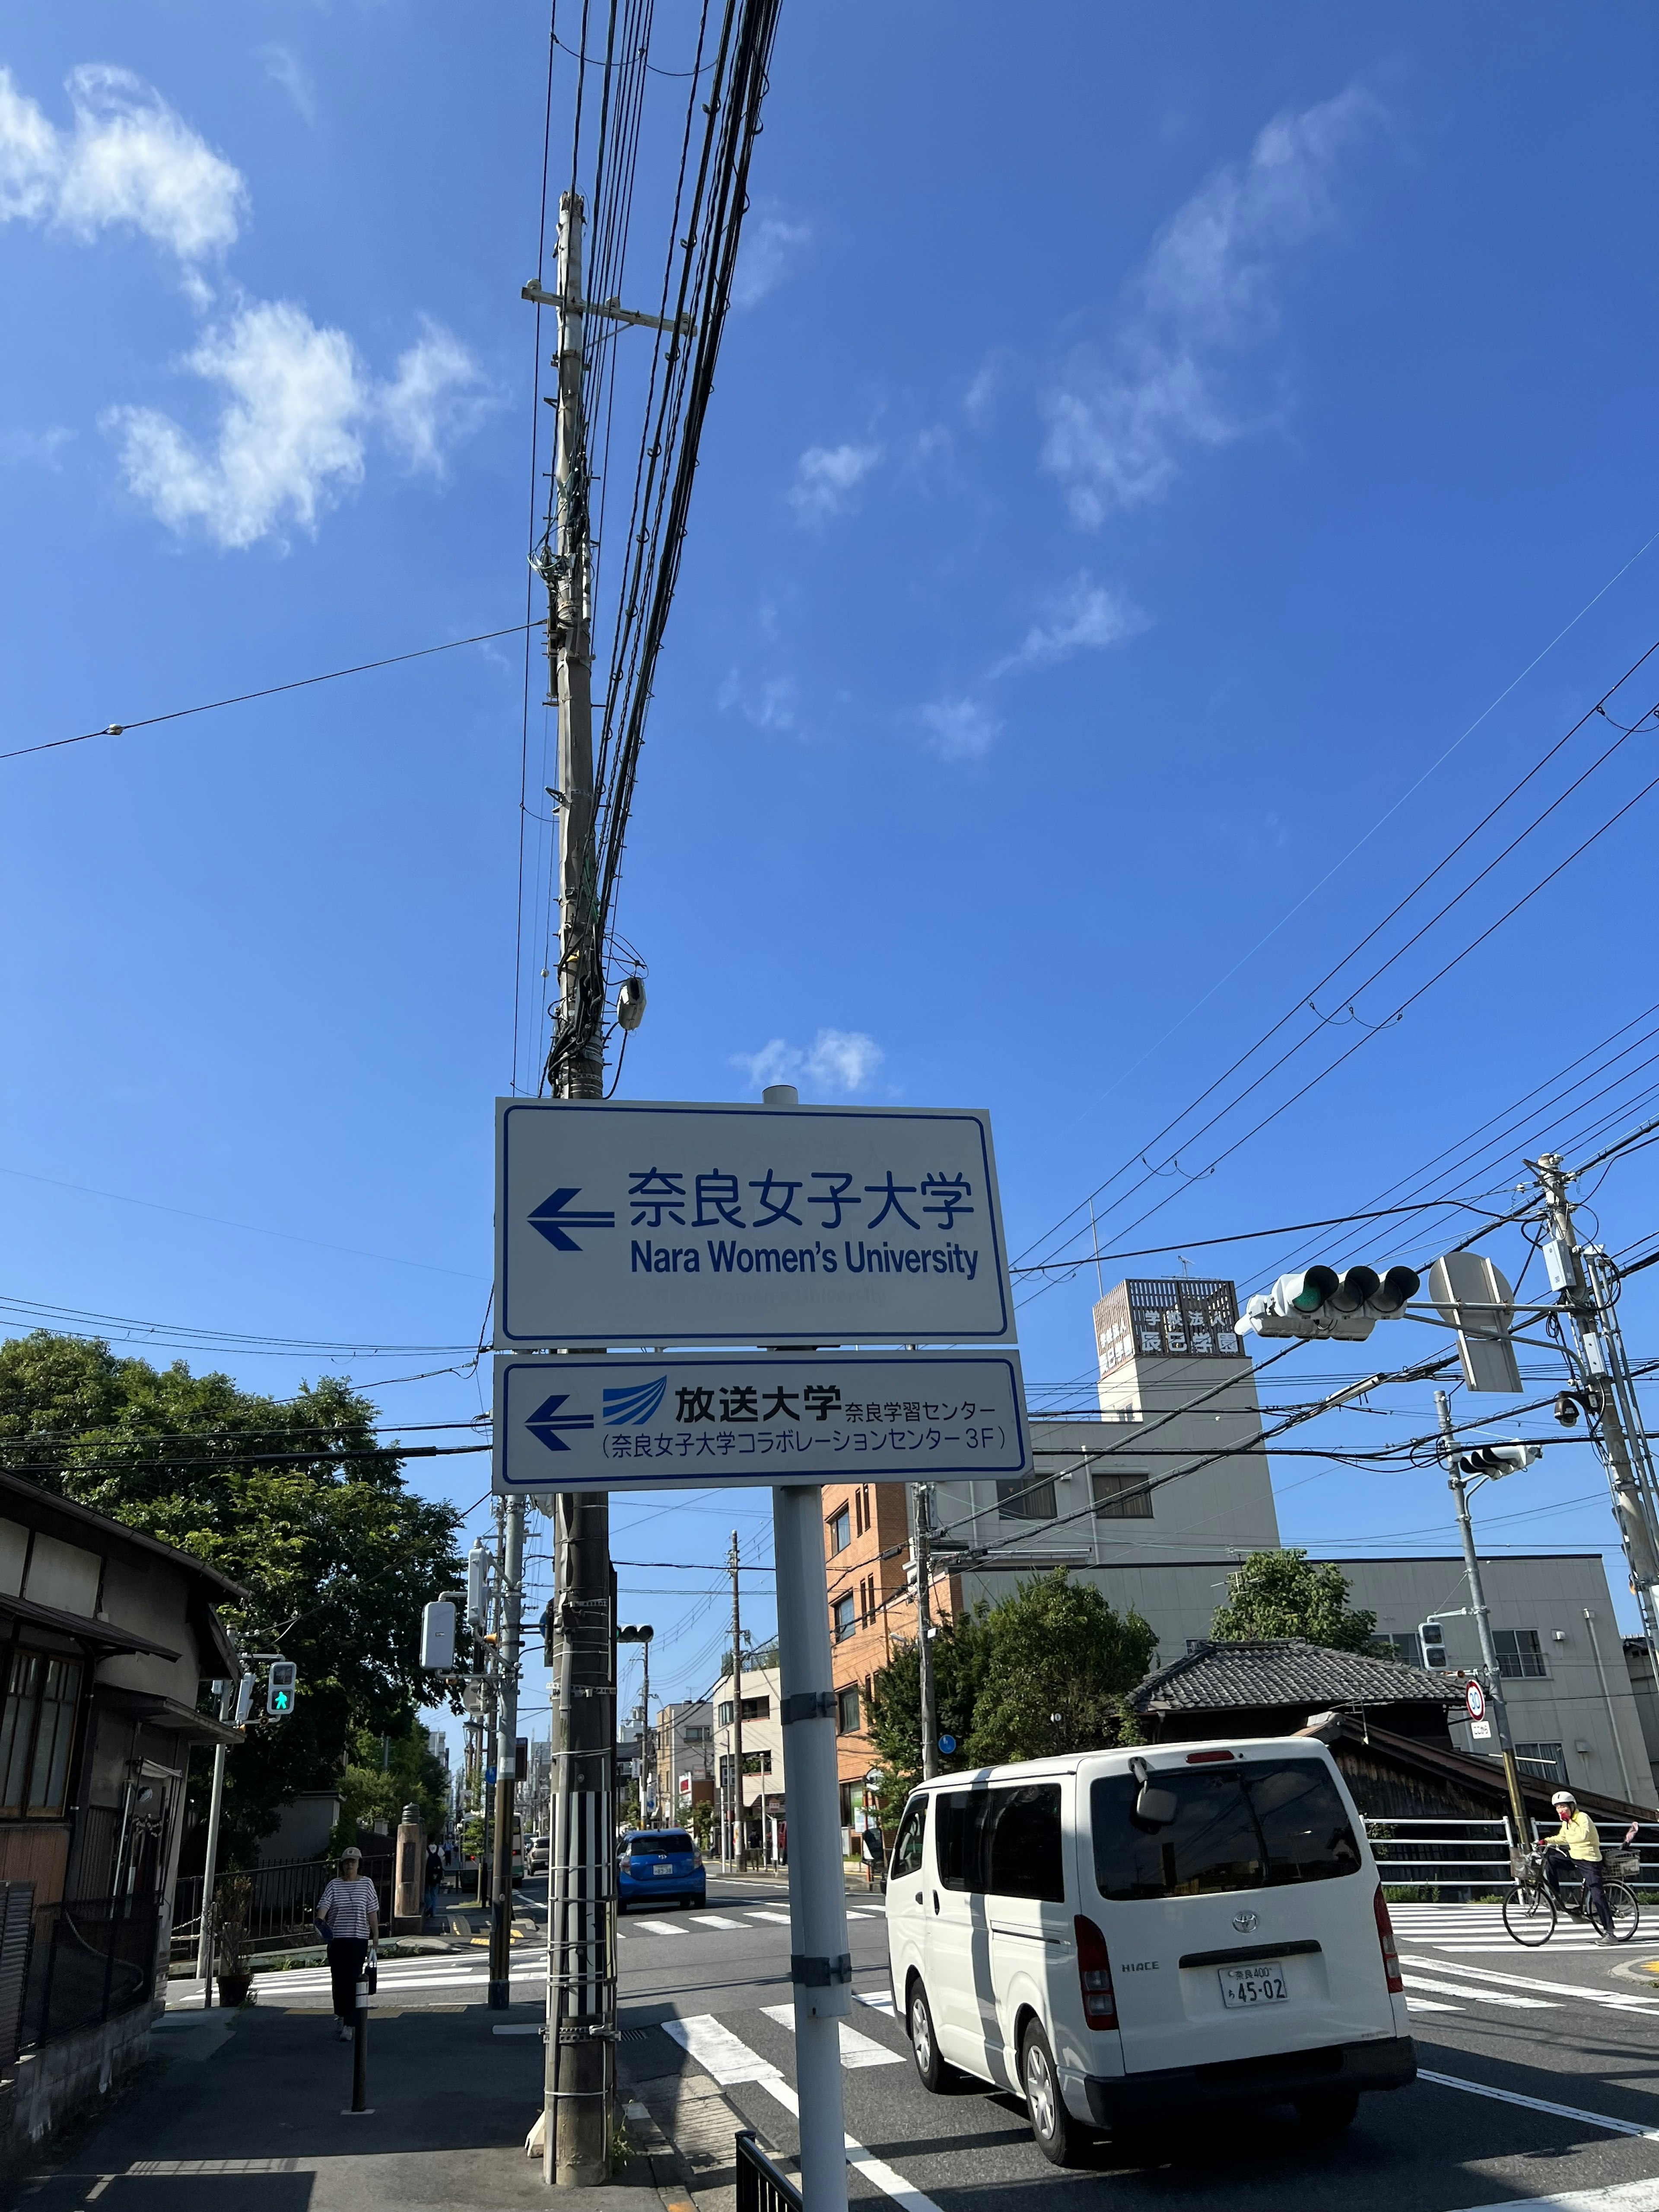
[937,1784,1065,1903]
[1090,1758,1360,1901]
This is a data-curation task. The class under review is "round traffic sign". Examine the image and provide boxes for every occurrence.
[938,1733,958,1755]
[1465,1678,1486,1722]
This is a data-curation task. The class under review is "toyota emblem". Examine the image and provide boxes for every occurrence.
[1232,1910,1259,1933]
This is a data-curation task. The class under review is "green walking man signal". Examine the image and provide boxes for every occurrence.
[266,1660,298,1718]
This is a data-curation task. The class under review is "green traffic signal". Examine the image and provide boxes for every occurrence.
[1291,1266,1339,1311]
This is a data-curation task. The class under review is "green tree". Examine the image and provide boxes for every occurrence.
[1210,1548,1377,1653]
[967,1572,1156,1766]
[0,1332,464,1861]
[866,1608,988,1790]
[332,1720,449,1850]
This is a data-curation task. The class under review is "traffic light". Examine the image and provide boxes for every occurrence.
[617,1624,654,1645]
[1418,1620,1447,1670]
[266,1660,298,1718]
[1237,1263,1421,1343]
[1453,1442,1542,1477]
[232,1673,256,1727]
[420,1599,457,1669]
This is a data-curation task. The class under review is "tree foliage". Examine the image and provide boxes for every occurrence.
[867,1571,1156,1792]
[0,1332,463,1861]
[333,1721,449,1851]
[1210,1548,1378,1653]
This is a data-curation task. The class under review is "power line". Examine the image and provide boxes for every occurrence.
[1,623,536,766]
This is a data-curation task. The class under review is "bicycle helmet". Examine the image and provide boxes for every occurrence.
[1551,1789,1576,1807]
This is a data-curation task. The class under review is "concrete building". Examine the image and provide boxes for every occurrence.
[819,1275,1656,1827]
[655,1697,717,1819]
[712,1665,784,1859]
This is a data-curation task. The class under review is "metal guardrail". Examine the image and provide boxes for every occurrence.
[736,2129,803,2212]
[171,1853,394,1964]
[1364,1817,1659,1899]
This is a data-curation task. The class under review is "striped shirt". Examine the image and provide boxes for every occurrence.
[317,1876,378,1940]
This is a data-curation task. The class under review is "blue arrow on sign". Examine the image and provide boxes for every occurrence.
[528,1187,616,1252]
[526,1392,596,1453]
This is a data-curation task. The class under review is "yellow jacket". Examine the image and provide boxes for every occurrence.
[1551,1810,1602,1862]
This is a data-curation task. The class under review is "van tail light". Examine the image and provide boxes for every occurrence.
[1074,1914,1118,2030]
[1373,1884,1404,1994]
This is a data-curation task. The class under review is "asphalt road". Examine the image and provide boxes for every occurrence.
[608,1880,1659,2212]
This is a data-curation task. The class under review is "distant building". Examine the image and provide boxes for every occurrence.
[712,1666,783,1859]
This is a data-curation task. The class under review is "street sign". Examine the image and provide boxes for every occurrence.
[495,1098,1013,1346]
[1465,1678,1486,1723]
[938,1734,958,1755]
[493,1349,1030,1493]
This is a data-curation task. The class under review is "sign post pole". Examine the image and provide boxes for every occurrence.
[774,1481,851,2212]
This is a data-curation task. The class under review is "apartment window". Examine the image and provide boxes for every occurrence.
[683,1724,712,1744]
[719,1750,774,1786]
[1495,1628,1548,1680]
[833,1594,855,1641]
[714,1697,766,1726]
[1368,1634,1417,1663]
[828,1506,852,1556]
[1092,1468,1152,1520]
[837,1685,861,1733]
[852,1488,867,1538]
[997,1476,1056,1522]
[0,1648,82,1818]
[1515,1742,1566,1784]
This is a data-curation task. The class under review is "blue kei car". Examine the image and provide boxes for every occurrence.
[617,1827,706,1911]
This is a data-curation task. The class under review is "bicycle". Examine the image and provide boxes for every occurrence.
[1501,1847,1641,1947]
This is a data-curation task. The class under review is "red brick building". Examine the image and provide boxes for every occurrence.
[820,1479,960,1836]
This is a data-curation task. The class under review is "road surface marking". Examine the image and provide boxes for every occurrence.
[664,2015,943,2212]
[1445,2184,1659,2212]
[630,1920,688,1937]
[1400,1973,1553,2009]
[746,1911,793,1925]
[698,1915,745,1929]
[493,2024,541,2036]
[1406,1998,1465,2014]
[1421,2070,1659,2143]
[1400,1955,1659,2011]
[760,2004,904,2066]
[855,1992,897,2017]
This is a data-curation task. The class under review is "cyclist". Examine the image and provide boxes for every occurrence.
[1542,1789,1617,1944]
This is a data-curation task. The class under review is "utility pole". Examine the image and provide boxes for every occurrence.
[1535,1153,1659,1657]
[914,1487,938,1783]
[537,189,616,2190]
[729,1532,747,1871]
[194,1677,236,2002]
[1438,1390,1531,1846]
[639,1634,652,1827]
[489,1494,524,2007]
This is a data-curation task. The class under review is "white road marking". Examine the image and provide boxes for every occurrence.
[631,1920,688,1937]
[1399,1955,1659,2012]
[844,1909,879,1919]
[855,1992,897,2018]
[1400,1973,1553,2009]
[1406,1998,1465,2014]
[664,2015,943,2212]
[1421,2070,1659,2143]
[697,1915,745,1929]
[760,2004,904,2067]
[1446,2184,1659,2212]
[746,1911,793,1926]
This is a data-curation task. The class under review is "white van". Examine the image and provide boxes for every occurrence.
[884,1738,1414,2164]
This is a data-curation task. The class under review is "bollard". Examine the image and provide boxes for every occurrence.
[344,1972,373,2116]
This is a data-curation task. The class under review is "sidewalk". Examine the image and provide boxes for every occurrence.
[19,2000,692,2212]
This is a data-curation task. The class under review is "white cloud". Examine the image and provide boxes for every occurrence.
[787,441,881,526]
[734,208,811,309]
[736,1030,884,1096]
[259,45,316,126]
[993,571,1149,675]
[1040,85,1381,528]
[919,696,1001,765]
[103,299,486,548]
[0,64,245,267]
[378,318,489,475]
[717,669,797,733]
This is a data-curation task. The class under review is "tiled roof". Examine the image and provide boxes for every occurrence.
[1127,1638,1464,1715]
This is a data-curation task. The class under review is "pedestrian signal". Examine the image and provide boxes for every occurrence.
[1418,1620,1447,1670]
[266,1660,298,1717]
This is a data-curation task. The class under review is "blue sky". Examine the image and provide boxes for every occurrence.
[4,4,1659,1750]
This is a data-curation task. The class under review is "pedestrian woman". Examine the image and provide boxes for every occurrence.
[423,1840,444,1923]
[315,1846,380,2041]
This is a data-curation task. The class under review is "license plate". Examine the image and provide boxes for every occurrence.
[1219,1961,1289,2008]
[652,1865,672,1876]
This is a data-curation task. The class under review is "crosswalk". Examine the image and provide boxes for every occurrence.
[1399,1954,1659,2018]
[1389,1903,1637,1954]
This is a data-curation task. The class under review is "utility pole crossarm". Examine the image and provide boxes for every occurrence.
[521,279,696,337]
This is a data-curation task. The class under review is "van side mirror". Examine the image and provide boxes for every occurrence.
[1129,1756,1178,1828]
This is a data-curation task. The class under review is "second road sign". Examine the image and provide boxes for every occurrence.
[496,1097,1014,1346]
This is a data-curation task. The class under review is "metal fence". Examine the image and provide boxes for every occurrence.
[735,2129,803,2212]
[18,1893,161,2054]
[171,1853,394,1966]
[1363,1817,1659,1900]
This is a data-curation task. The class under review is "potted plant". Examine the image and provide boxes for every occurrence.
[214,1875,254,2007]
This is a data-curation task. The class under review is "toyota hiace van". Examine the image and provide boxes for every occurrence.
[884,1738,1414,2163]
